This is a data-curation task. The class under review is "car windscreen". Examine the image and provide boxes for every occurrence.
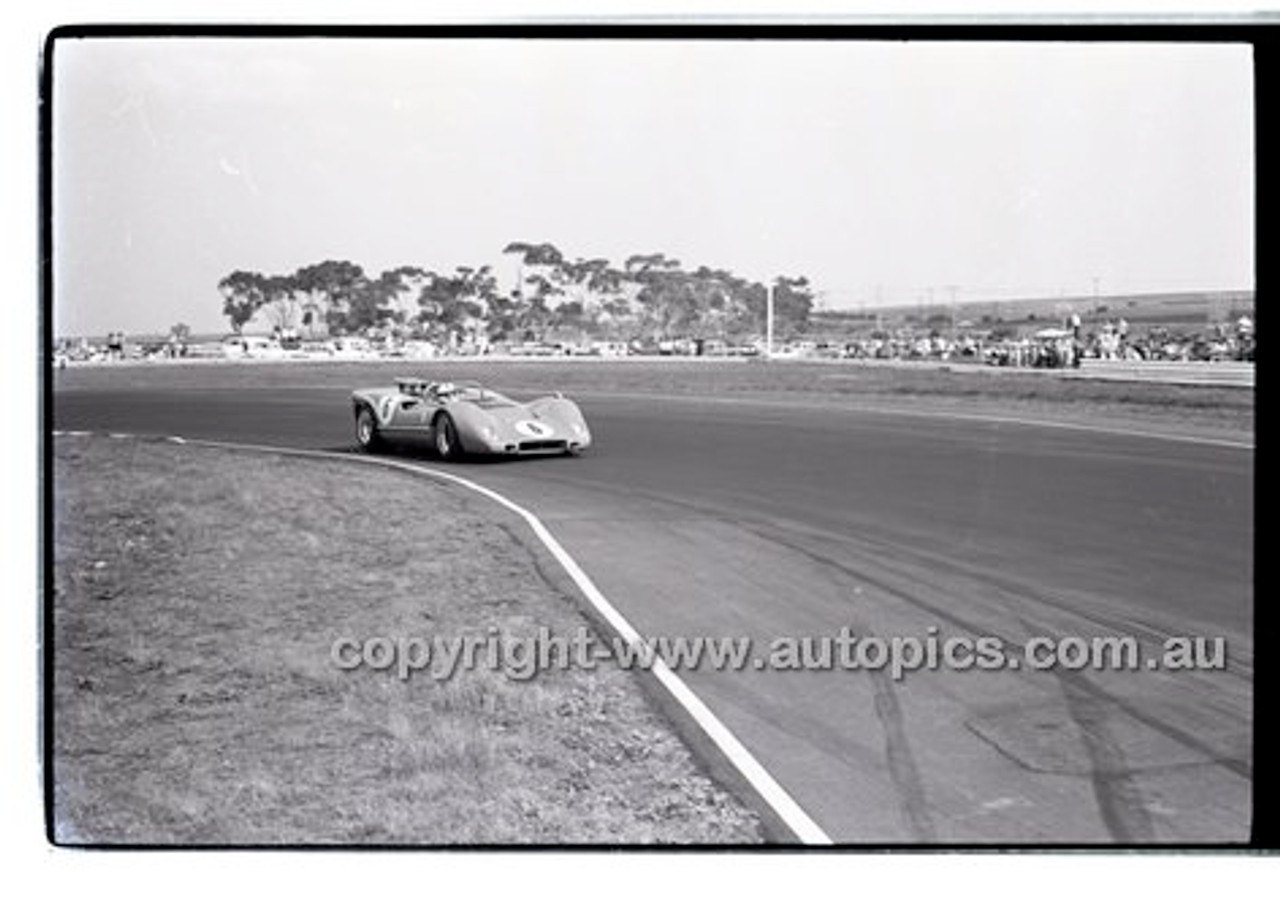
[456,387,516,407]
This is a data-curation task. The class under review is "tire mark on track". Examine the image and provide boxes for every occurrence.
[675,518,942,839]
[858,535,1253,685]
[747,521,1156,841]
[752,522,1252,782]
[861,646,939,842]
[821,535,1255,778]
[734,521,1253,841]
[1054,658,1158,842]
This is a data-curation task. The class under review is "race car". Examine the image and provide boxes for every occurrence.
[351,377,592,459]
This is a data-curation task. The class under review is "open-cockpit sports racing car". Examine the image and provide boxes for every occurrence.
[352,377,592,459]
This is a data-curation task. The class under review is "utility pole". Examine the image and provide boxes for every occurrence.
[766,281,775,359]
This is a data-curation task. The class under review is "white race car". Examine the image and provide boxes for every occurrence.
[351,378,592,459]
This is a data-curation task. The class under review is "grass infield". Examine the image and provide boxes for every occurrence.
[50,436,763,845]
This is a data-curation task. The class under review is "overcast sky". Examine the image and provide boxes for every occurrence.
[52,37,1254,336]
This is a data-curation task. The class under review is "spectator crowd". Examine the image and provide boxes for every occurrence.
[833,314,1255,369]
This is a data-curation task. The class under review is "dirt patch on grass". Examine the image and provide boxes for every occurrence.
[57,358,1253,441]
[50,436,763,845]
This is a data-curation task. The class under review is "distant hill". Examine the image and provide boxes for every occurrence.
[812,289,1254,336]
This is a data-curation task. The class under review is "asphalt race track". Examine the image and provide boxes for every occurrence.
[52,378,1254,844]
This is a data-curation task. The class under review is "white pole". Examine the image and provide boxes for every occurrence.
[766,282,775,359]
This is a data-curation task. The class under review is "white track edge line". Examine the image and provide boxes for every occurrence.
[173,435,834,845]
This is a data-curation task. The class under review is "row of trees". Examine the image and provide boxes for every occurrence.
[218,242,814,345]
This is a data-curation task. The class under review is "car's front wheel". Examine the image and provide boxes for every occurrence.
[355,406,382,452]
[434,412,462,461]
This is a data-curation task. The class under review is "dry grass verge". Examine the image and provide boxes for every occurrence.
[50,436,763,845]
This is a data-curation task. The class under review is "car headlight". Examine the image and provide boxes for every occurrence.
[481,424,498,443]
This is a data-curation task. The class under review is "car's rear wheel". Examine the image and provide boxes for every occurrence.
[355,406,382,452]
[434,412,462,461]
